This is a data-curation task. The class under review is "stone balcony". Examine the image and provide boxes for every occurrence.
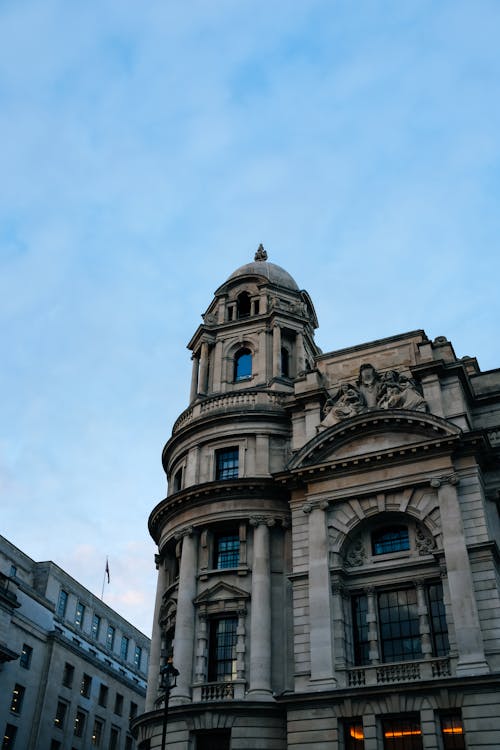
[193,679,246,702]
[346,656,451,688]
[172,390,289,433]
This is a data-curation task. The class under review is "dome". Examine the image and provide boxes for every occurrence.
[226,245,299,291]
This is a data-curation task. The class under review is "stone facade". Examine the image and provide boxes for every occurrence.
[0,535,150,750]
[135,250,500,750]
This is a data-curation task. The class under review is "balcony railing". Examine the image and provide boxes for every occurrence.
[346,656,451,688]
[173,390,288,433]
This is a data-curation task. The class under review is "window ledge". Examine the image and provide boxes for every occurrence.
[198,566,249,581]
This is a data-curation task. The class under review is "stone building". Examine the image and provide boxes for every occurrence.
[0,535,150,750]
[134,248,500,749]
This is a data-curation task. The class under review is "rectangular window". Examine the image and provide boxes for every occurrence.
[91,613,101,639]
[57,589,68,618]
[107,625,116,650]
[20,644,33,669]
[3,724,17,750]
[80,673,92,698]
[352,594,370,666]
[134,645,142,670]
[382,716,423,750]
[109,727,120,750]
[120,635,129,660]
[344,720,365,750]
[62,662,74,688]
[114,693,124,716]
[125,737,133,750]
[54,700,68,729]
[50,740,62,750]
[91,718,104,747]
[10,683,25,714]
[74,710,86,737]
[378,588,421,662]
[75,602,85,628]
[427,582,449,656]
[215,448,239,480]
[98,683,108,708]
[129,701,138,721]
[195,730,231,750]
[208,617,238,682]
[173,467,183,492]
[215,533,240,569]
[440,713,466,750]
[10,564,17,577]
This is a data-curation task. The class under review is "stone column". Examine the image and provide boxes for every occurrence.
[194,614,208,683]
[189,354,199,403]
[416,580,432,659]
[198,341,209,395]
[258,329,267,382]
[170,528,198,704]
[145,555,169,711]
[272,325,281,378]
[306,502,336,687]
[432,475,489,675]
[366,587,380,664]
[247,517,273,699]
[296,331,305,374]
[211,339,223,393]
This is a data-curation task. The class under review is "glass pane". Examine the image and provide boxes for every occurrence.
[378,588,421,662]
[373,526,410,555]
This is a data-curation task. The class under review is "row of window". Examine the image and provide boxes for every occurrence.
[344,713,465,750]
[60,664,137,717]
[56,592,142,668]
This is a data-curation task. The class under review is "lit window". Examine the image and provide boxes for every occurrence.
[345,720,365,750]
[234,348,252,381]
[10,683,25,714]
[62,662,74,688]
[57,590,68,618]
[107,625,116,650]
[120,636,129,660]
[3,724,17,750]
[215,447,239,480]
[372,526,410,555]
[20,643,33,669]
[382,716,422,750]
[215,533,240,569]
[208,617,238,682]
[54,700,68,728]
[91,614,101,639]
[441,713,465,750]
[80,673,92,698]
[134,646,142,669]
[75,602,85,629]
[92,718,104,746]
[74,710,86,737]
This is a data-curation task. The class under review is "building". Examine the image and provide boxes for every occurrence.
[0,535,150,750]
[134,247,500,749]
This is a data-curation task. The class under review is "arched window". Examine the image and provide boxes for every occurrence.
[372,525,410,555]
[234,348,252,381]
[236,292,251,318]
[281,347,290,378]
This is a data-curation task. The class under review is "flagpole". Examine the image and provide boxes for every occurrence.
[101,557,109,600]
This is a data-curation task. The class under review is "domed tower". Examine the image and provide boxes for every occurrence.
[139,248,320,749]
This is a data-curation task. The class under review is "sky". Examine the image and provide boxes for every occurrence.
[1,0,499,636]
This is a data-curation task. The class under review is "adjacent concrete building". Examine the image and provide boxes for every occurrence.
[135,248,500,749]
[0,535,150,750]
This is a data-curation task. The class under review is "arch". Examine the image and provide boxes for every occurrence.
[234,348,252,382]
[236,291,251,319]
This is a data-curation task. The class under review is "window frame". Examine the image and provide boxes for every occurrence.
[57,589,68,618]
[20,643,33,669]
[75,601,86,629]
[91,613,101,640]
[214,532,240,569]
[215,446,239,481]
[372,525,410,556]
[233,347,252,382]
[120,635,129,661]
[207,616,238,682]
[10,683,25,714]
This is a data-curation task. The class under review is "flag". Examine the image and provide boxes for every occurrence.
[105,558,110,584]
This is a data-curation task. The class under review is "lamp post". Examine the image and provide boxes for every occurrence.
[159,657,179,750]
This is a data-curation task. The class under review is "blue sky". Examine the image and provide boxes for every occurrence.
[1,0,499,635]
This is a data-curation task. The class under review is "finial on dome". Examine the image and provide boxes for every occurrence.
[254,244,268,262]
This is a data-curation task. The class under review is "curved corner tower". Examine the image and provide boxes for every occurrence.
[137,247,320,748]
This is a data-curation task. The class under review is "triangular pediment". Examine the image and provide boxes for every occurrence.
[193,581,250,606]
[288,410,461,470]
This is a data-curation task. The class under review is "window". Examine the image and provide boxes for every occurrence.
[62,662,74,688]
[57,589,68,618]
[215,447,239,480]
[10,684,25,714]
[382,716,422,750]
[80,673,92,698]
[54,700,68,729]
[50,740,62,750]
[372,526,410,555]
[281,347,290,377]
[109,727,120,750]
[2,724,17,750]
[91,614,101,639]
[75,602,85,628]
[114,693,124,716]
[195,730,231,750]
[129,701,138,721]
[120,635,129,660]
[9,564,17,578]
[173,467,183,492]
[91,718,103,746]
[344,720,365,750]
[134,645,142,670]
[125,737,134,750]
[351,582,448,665]
[208,617,237,682]
[20,644,33,669]
[98,683,108,707]
[440,713,465,750]
[234,348,252,381]
[236,291,251,318]
[74,710,86,737]
[107,625,115,650]
[215,533,239,569]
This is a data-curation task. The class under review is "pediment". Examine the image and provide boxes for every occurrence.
[288,410,461,470]
[193,581,250,606]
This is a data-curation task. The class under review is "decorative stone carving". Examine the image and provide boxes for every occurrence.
[415,523,436,556]
[319,364,428,428]
[254,243,268,261]
[344,536,366,568]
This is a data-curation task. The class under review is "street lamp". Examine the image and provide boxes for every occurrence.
[159,656,179,750]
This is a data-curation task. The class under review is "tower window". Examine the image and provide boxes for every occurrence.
[236,292,251,318]
[173,467,183,492]
[215,533,240,568]
[281,347,290,377]
[234,348,252,381]
[372,526,409,555]
[215,448,239,480]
